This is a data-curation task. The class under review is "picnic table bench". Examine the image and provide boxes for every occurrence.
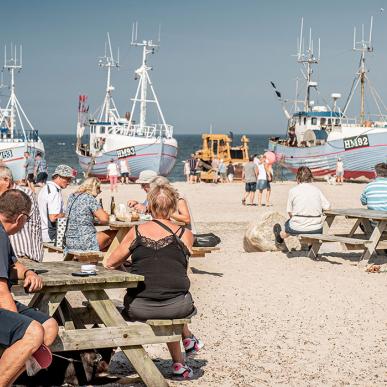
[43,242,104,263]
[19,259,186,387]
[299,208,387,263]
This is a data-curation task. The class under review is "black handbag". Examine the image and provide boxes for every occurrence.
[193,233,221,248]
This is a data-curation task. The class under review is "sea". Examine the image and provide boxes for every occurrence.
[42,134,292,182]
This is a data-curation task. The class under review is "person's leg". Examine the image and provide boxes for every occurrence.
[109,176,114,192]
[266,188,271,206]
[166,342,185,364]
[41,318,59,346]
[257,190,263,206]
[97,229,117,251]
[249,190,255,205]
[0,321,44,386]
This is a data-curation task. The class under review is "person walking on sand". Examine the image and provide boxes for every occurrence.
[188,154,198,184]
[242,155,258,205]
[218,159,227,183]
[24,151,35,191]
[119,159,130,184]
[336,158,344,184]
[257,155,272,206]
[227,161,235,182]
[183,160,190,183]
[211,156,220,183]
[107,159,119,192]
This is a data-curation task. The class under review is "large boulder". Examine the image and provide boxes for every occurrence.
[243,211,301,252]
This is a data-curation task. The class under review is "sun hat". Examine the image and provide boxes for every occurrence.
[136,170,158,184]
[53,164,73,178]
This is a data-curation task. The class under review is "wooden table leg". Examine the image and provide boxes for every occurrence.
[83,289,168,387]
[361,220,387,263]
[28,292,66,316]
[308,242,322,260]
[104,227,130,264]
[348,219,361,237]
[323,215,335,233]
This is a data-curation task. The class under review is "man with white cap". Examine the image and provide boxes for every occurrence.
[127,170,157,213]
[38,164,73,242]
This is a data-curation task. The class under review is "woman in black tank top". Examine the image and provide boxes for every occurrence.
[104,184,203,379]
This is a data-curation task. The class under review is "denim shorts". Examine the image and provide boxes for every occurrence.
[257,180,268,191]
[284,219,323,236]
[245,182,256,192]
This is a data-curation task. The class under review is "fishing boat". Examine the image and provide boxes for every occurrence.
[0,45,45,180]
[76,29,177,179]
[268,18,387,179]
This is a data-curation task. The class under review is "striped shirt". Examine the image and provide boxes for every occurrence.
[360,177,387,211]
[9,185,44,262]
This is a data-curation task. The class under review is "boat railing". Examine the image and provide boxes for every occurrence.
[0,128,40,142]
[106,123,174,139]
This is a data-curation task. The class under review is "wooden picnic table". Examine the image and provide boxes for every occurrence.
[301,208,387,262]
[19,259,181,387]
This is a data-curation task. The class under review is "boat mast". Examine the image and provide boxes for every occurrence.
[98,33,120,123]
[130,23,168,133]
[353,17,373,125]
[297,18,320,112]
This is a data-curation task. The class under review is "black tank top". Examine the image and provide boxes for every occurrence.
[127,220,191,300]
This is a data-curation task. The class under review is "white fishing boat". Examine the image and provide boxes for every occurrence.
[0,45,45,180]
[268,18,387,179]
[76,28,178,179]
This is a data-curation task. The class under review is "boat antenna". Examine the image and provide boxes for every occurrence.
[296,17,320,112]
[130,22,171,137]
[1,43,34,140]
[97,32,120,123]
[344,17,373,124]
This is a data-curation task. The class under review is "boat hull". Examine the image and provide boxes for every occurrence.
[77,136,178,179]
[268,131,387,179]
[0,140,45,181]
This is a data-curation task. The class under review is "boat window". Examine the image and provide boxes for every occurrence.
[298,116,301,125]
[311,117,317,125]
[100,126,105,134]
[320,118,326,125]
[90,126,95,134]
[327,119,332,125]
[303,117,306,125]
[335,119,340,125]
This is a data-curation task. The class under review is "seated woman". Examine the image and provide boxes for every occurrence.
[273,166,330,243]
[104,183,203,379]
[64,177,116,252]
[150,176,197,233]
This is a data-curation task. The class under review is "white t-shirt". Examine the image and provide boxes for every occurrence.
[287,183,330,232]
[120,160,129,173]
[336,161,344,172]
[37,181,64,242]
[107,162,119,176]
[257,163,267,180]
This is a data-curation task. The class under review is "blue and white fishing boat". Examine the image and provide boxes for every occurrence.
[268,18,387,179]
[0,45,45,180]
[76,29,177,179]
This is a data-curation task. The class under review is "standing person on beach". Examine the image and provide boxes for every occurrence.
[183,160,190,183]
[188,154,198,184]
[24,151,35,191]
[242,155,258,205]
[218,159,227,183]
[360,162,387,211]
[211,156,220,183]
[38,164,72,243]
[336,158,344,184]
[273,166,330,243]
[119,159,130,184]
[257,155,272,206]
[34,153,48,186]
[227,161,235,182]
[107,159,119,192]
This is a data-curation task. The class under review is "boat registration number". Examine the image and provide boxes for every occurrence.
[117,147,136,158]
[343,135,369,150]
[0,150,13,160]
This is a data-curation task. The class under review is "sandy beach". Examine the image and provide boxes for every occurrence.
[53,181,387,386]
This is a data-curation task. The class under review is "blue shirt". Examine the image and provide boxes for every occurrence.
[360,177,387,211]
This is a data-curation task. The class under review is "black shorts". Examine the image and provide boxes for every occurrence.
[284,219,323,236]
[245,182,257,192]
[27,173,35,183]
[121,172,129,178]
[36,172,48,183]
[0,301,50,348]
[189,169,196,176]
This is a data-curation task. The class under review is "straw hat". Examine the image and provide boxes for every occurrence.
[136,170,158,184]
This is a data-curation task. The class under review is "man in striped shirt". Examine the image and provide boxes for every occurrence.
[0,166,43,262]
[360,163,387,211]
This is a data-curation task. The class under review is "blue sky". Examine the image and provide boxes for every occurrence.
[1,0,387,135]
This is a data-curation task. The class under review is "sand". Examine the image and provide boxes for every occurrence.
[54,181,387,386]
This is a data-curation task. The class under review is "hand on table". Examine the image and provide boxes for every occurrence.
[133,203,147,214]
[24,271,43,293]
[127,200,138,208]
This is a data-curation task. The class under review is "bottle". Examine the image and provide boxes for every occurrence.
[110,196,115,215]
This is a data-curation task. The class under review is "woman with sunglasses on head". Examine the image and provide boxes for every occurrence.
[64,177,116,253]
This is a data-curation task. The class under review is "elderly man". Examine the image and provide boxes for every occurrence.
[0,189,58,385]
[360,163,387,211]
[38,164,73,243]
[127,170,158,213]
[0,166,43,262]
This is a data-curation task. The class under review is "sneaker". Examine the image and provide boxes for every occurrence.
[273,223,284,244]
[183,335,204,357]
[172,362,193,379]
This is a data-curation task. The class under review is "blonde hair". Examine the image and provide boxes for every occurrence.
[77,177,101,197]
[147,184,179,219]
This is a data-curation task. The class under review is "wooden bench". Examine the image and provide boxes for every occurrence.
[191,246,220,258]
[50,319,190,352]
[299,234,371,259]
[43,243,104,263]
